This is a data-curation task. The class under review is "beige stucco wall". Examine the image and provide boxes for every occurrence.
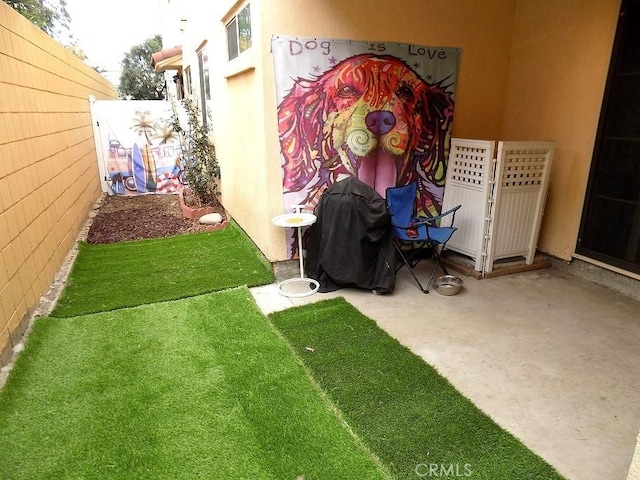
[501,0,621,260]
[0,3,118,366]
[177,1,280,259]
[181,0,623,266]
[210,0,518,262]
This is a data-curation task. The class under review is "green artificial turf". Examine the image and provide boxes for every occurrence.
[51,223,274,318]
[270,298,566,480]
[0,288,389,480]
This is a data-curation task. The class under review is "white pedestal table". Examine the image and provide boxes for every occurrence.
[272,212,319,297]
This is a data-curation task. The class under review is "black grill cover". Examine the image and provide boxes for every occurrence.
[305,177,396,294]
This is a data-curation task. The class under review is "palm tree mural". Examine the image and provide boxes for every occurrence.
[131,110,157,145]
[131,110,157,192]
[153,123,180,145]
[153,123,182,179]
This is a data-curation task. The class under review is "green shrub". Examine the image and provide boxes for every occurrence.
[171,98,220,205]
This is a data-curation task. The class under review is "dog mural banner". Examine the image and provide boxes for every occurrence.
[272,36,461,257]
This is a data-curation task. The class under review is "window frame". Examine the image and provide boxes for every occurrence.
[225,3,251,61]
[183,66,192,97]
[196,45,211,126]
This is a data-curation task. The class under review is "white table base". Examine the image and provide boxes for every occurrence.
[272,211,319,298]
[276,277,320,298]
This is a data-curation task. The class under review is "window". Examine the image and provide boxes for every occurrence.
[184,66,192,96]
[197,46,211,125]
[226,3,251,60]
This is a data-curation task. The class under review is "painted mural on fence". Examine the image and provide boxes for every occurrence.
[273,36,461,257]
[93,100,185,196]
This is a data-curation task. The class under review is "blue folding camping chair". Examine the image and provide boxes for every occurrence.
[386,182,461,293]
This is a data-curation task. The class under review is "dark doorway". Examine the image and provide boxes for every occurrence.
[577,0,640,275]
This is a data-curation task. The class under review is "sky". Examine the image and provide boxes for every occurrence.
[65,0,166,85]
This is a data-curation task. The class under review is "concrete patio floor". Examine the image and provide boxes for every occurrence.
[251,260,640,480]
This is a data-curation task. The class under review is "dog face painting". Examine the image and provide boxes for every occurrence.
[278,53,454,217]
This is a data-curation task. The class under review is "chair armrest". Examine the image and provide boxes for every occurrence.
[413,204,461,225]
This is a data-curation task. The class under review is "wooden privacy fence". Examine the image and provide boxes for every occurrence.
[0,2,117,367]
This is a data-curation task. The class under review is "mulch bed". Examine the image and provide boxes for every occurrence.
[87,193,226,245]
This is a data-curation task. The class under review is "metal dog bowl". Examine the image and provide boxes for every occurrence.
[433,275,463,296]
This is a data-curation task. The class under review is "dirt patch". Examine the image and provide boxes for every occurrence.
[87,193,226,244]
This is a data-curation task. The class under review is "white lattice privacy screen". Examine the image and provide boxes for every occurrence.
[442,139,555,275]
